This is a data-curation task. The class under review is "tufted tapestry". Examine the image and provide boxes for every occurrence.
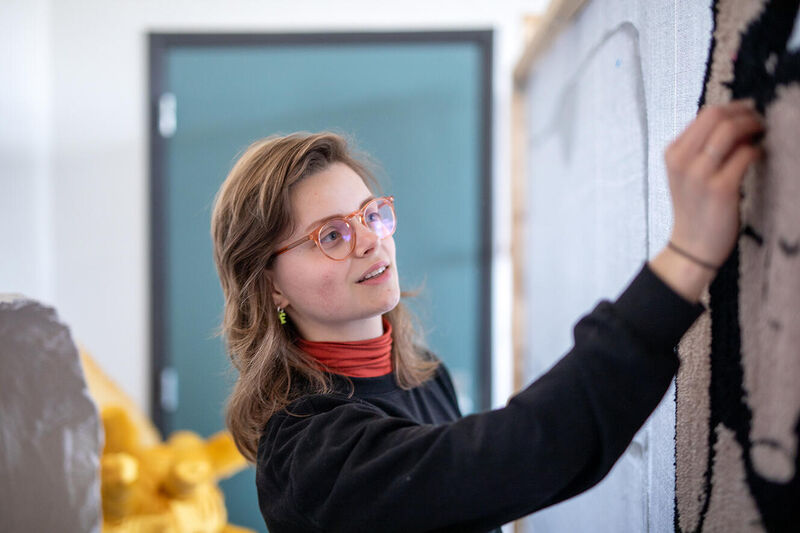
[674,1,800,531]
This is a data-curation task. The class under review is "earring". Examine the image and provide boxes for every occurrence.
[277,307,287,325]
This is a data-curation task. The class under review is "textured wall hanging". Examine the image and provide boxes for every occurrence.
[675,1,800,531]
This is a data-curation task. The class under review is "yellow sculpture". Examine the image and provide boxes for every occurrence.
[79,344,254,533]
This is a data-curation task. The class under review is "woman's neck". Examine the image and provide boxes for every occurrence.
[292,315,384,342]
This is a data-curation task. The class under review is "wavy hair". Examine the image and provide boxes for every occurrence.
[210,132,439,462]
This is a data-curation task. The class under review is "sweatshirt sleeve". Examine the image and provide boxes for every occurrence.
[256,264,705,533]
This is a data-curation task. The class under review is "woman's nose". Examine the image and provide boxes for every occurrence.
[352,219,379,257]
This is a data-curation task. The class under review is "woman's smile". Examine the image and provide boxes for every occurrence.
[357,262,391,284]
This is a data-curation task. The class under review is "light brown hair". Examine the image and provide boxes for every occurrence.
[210,132,439,462]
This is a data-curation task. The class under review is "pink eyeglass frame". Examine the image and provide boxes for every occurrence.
[271,196,396,262]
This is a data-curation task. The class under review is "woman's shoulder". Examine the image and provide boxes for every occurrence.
[263,389,379,434]
[261,351,453,435]
[416,347,454,384]
[257,391,387,464]
[411,347,462,416]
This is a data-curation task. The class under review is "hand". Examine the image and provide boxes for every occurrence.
[649,100,764,302]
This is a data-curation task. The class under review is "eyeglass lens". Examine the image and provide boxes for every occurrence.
[317,198,396,259]
[364,199,395,238]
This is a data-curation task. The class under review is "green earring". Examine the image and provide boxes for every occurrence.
[277,307,287,325]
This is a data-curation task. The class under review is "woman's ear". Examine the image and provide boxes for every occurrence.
[266,271,290,309]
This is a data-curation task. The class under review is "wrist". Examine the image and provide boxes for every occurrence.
[648,246,716,303]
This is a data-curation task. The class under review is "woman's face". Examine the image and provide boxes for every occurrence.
[269,162,400,341]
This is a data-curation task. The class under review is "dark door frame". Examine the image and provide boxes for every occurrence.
[148,30,494,432]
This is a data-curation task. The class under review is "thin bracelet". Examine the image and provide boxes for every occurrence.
[667,241,719,271]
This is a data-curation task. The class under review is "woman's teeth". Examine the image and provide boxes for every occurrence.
[361,265,387,281]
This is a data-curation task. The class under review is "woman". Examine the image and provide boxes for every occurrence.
[210,100,764,532]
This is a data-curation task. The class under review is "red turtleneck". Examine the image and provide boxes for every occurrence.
[296,318,393,377]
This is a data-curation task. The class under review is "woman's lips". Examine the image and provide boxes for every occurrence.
[357,264,391,285]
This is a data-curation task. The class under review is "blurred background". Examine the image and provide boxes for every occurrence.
[2,1,547,529]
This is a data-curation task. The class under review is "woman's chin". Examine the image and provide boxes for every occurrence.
[373,287,401,315]
[385,294,402,313]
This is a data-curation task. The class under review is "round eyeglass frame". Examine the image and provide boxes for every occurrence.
[271,196,396,262]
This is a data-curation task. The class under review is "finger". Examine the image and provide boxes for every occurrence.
[668,106,761,174]
[683,121,762,187]
[712,98,755,113]
[676,100,757,153]
[707,98,756,115]
[714,143,762,194]
[698,113,764,169]
[666,110,723,172]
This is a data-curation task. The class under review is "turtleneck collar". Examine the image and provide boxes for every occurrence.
[296,318,393,378]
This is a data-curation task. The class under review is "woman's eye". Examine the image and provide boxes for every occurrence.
[366,212,380,223]
[320,230,341,244]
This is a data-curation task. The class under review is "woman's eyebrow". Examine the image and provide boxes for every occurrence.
[302,195,375,233]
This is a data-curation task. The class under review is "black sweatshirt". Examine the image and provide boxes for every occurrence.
[256,264,705,532]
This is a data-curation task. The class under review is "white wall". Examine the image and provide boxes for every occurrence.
[1,0,52,305]
[519,1,713,531]
[3,0,546,422]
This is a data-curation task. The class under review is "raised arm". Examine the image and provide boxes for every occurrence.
[258,265,702,533]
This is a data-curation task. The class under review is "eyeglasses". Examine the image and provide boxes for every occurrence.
[272,196,396,261]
